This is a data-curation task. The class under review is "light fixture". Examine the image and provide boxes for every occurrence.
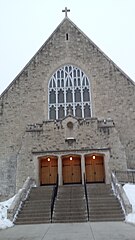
[92,155,96,160]
[70,156,72,161]
[47,157,50,162]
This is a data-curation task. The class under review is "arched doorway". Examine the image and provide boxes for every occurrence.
[85,154,105,183]
[39,156,58,185]
[62,155,81,184]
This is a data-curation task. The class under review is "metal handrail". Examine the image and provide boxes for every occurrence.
[115,170,135,184]
[83,173,89,221]
[51,174,59,223]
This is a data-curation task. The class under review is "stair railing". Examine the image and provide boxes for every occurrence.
[111,171,132,215]
[115,170,135,184]
[51,174,59,223]
[83,173,89,221]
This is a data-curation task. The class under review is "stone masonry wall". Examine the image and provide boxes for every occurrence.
[16,117,127,190]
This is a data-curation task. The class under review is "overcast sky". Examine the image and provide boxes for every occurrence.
[0,0,135,94]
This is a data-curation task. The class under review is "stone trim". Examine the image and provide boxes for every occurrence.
[32,148,110,155]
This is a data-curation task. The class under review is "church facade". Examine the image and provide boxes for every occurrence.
[0,14,135,199]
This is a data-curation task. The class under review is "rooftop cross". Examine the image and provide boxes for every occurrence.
[62,7,70,17]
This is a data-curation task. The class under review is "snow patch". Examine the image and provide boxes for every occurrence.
[123,183,135,224]
[0,196,15,229]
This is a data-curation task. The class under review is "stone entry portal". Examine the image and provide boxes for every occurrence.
[85,155,105,183]
[62,155,81,184]
[39,156,58,185]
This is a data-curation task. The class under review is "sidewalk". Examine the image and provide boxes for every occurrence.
[0,222,135,240]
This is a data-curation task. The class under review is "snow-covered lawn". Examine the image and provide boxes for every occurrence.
[123,183,135,225]
[0,184,135,229]
[0,196,15,229]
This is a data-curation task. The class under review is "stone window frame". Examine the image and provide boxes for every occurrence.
[48,65,92,120]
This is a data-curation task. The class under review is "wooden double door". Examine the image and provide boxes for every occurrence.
[85,155,105,183]
[40,157,58,185]
[62,156,81,184]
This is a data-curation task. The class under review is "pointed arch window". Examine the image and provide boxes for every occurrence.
[48,65,92,120]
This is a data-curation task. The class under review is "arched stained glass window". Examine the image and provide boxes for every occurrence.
[48,65,92,120]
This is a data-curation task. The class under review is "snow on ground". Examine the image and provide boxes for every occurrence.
[123,183,135,224]
[0,196,15,229]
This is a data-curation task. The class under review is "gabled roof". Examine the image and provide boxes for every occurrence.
[1,16,134,98]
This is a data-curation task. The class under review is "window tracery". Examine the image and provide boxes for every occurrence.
[48,65,92,120]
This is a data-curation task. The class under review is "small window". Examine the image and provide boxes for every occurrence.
[66,33,68,41]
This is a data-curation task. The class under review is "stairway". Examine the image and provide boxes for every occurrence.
[15,186,53,225]
[52,185,88,223]
[87,184,125,222]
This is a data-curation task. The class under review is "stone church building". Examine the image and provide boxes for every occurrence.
[0,10,135,199]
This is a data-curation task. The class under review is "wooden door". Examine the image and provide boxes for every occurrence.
[94,157,104,182]
[62,156,81,184]
[85,157,95,182]
[62,158,72,184]
[72,158,81,183]
[85,155,105,183]
[41,159,50,184]
[49,158,58,184]
[40,157,58,185]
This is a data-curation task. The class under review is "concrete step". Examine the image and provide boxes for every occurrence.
[52,219,87,223]
[27,196,52,200]
[53,185,88,223]
[88,206,122,211]
[89,209,123,214]
[55,202,85,207]
[19,208,50,212]
[54,207,86,212]
[87,184,125,222]
[18,211,51,217]
[89,217,125,222]
[15,214,51,220]
[89,210,124,216]
[15,218,51,225]
[22,204,51,209]
[54,212,87,216]
[15,186,53,225]
[88,201,121,206]
[53,215,88,220]
[23,200,51,205]
[15,220,50,225]
[88,200,120,205]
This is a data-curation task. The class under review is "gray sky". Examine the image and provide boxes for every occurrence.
[0,0,135,94]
